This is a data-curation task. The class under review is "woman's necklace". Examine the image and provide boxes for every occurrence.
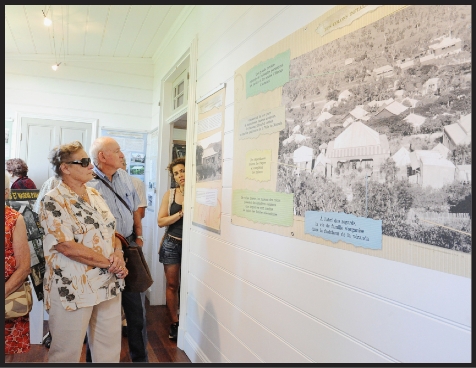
[64,182,88,202]
[80,191,88,201]
[178,186,184,195]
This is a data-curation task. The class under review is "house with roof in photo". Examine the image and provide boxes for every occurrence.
[428,35,462,58]
[404,113,427,132]
[283,133,310,146]
[312,152,331,177]
[293,145,314,175]
[396,58,414,70]
[374,100,409,119]
[337,89,353,102]
[367,97,394,112]
[373,64,394,79]
[420,53,436,63]
[431,143,451,159]
[316,111,333,125]
[321,99,338,113]
[391,146,412,180]
[346,105,370,122]
[422,77,441,96]
[409,150,456,188]
[202,145,219,165]
[292,125,301,133]
[327,114,345,128]
[443,113,471,150]
[325,121,390,179]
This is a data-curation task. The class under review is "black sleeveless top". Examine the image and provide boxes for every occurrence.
[167,199,183,238]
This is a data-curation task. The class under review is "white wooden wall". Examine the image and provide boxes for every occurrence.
[152,5,471,363]
[5,58,154,135]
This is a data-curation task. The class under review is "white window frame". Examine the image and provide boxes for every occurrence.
[172,69,188,112]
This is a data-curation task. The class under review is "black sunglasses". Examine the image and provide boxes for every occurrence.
[66,158,91,167]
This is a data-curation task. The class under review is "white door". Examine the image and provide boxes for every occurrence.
[18,116,93,344]
[19,117,93,189]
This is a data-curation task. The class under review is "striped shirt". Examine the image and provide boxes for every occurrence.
[88,167,140,237]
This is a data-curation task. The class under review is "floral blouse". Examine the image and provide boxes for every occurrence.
[39,182,124,312]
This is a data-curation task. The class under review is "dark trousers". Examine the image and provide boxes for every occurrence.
[86,291,148,363]
[122,291,148,362]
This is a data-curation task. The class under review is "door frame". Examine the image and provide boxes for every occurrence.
[152,36,198,350]
[15,111,98,157]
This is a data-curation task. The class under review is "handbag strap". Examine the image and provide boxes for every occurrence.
[115,232,130,249]
[94,172,132,214]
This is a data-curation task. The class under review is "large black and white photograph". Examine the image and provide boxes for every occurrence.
[278,5,471,253]
[196,131,223,183]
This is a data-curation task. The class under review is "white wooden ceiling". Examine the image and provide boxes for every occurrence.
[5,5,186,61]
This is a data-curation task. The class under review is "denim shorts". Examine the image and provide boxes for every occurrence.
[159,234,182,265]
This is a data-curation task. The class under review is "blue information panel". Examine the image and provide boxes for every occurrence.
[305,211,382,250]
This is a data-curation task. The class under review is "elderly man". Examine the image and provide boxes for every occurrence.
[88,137,149,363]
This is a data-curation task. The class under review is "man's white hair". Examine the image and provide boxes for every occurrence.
[89,137,110,165]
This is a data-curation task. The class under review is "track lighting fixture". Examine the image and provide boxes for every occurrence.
[42,10,52,26]
[51,62,61,71]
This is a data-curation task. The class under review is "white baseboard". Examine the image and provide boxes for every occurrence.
[182,331,210,363]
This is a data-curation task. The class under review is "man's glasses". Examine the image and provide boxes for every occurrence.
[66,158,91,167]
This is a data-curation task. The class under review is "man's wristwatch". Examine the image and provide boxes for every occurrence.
[136,235,144,241]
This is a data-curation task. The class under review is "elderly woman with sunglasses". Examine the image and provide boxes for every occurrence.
[38,141,127,363]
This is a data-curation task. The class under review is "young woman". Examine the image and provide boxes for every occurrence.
[157,157,185,340]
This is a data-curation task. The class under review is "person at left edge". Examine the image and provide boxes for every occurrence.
[88,136,149,363]
[6,158,37,189]
[38,141,127,363]
[5,171,31,356]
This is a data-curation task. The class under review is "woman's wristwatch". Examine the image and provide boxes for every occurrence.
[136,235,144,241]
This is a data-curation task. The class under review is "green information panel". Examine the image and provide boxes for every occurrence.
[246,50,290,97]
[232,189,294,226]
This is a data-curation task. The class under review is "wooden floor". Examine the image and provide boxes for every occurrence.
[5,299,191,363]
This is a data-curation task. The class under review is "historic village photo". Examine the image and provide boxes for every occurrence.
[277,5,471,253]
[196,131,223,183]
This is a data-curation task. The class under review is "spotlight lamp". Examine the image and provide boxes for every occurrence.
[51,63,61,71]
[42,10,52,26]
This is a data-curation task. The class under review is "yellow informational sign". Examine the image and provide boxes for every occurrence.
[245,150,272,182]
[192,87,226,233]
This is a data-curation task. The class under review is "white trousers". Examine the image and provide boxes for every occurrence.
[47,287,122,363]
